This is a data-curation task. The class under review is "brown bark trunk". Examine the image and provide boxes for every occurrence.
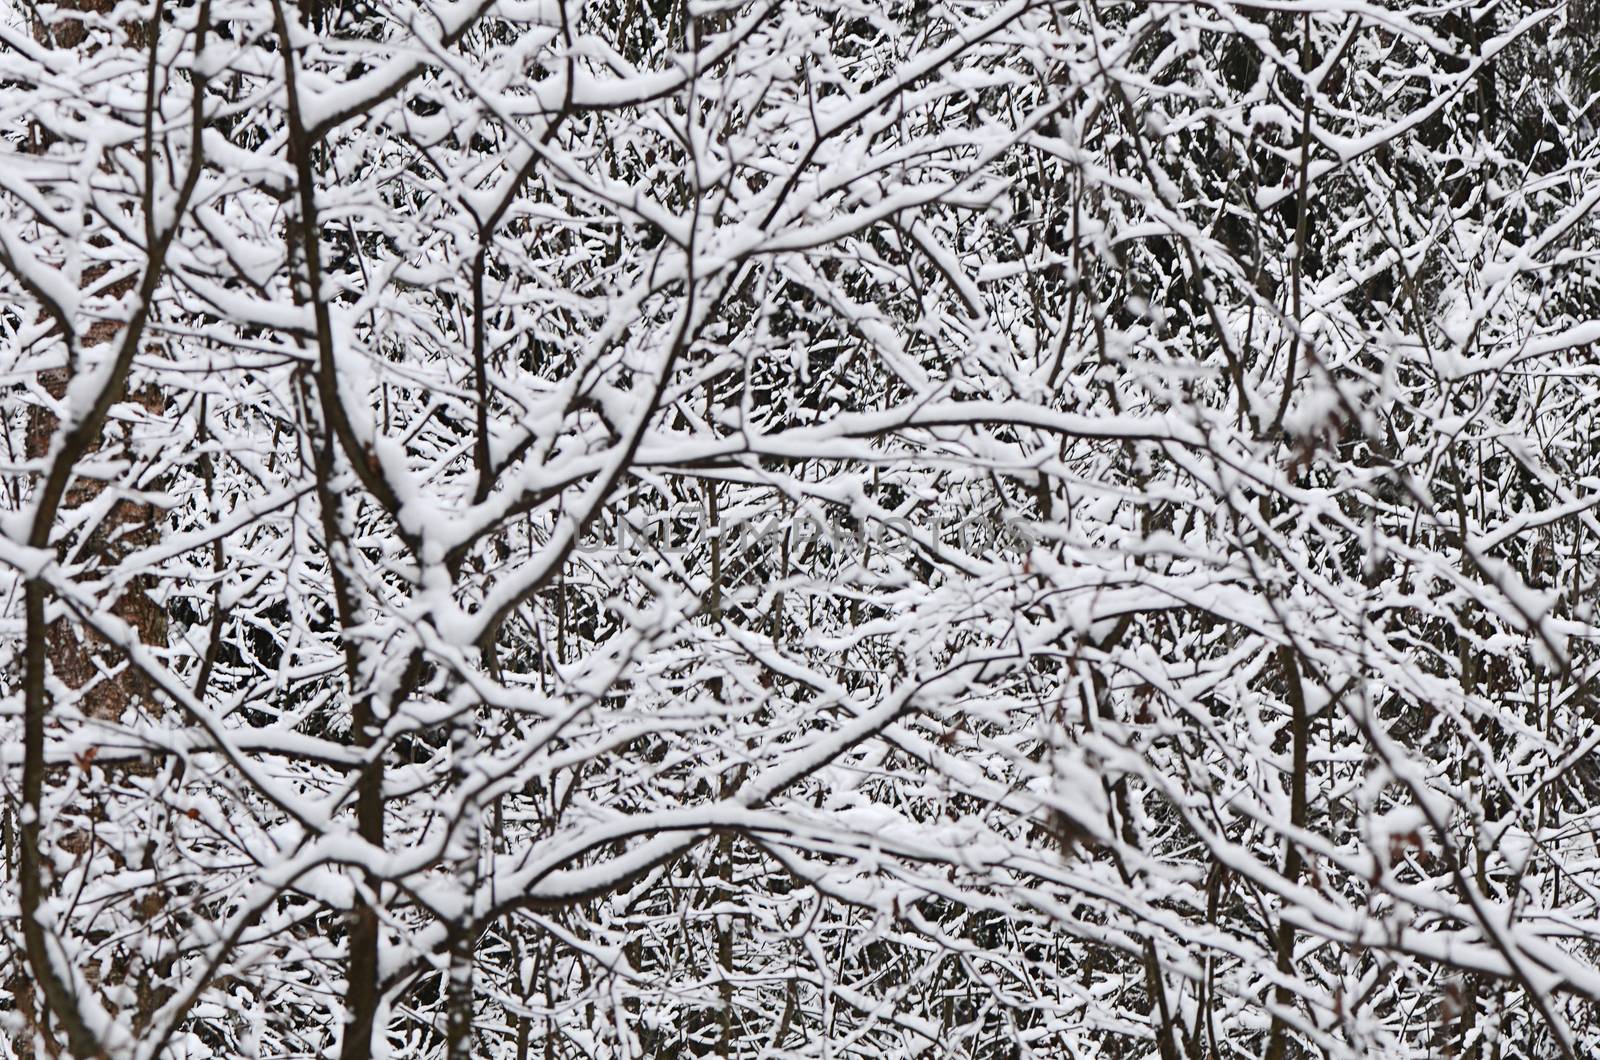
[26,369,167,727]
[13,8,169,1051]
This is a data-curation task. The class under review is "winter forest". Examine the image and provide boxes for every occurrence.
[0,0,1598,1056]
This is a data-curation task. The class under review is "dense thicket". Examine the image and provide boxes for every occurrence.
[0,0,1598,1056]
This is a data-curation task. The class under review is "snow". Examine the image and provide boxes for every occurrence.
[1,0,1597,1056]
